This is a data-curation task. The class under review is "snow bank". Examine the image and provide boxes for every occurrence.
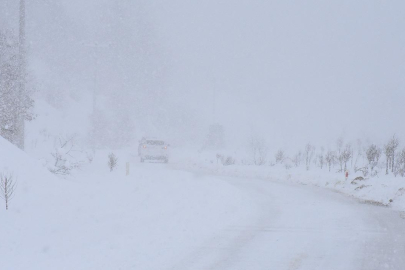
[170,150,405,212]
[0,136,64,211]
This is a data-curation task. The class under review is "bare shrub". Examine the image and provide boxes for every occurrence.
[0,173,17,210]
[325,150,335,172]
[336,137,344,156]
[355,166,369,177]
[216,154,235,166]
[370,170,379,178]
[355,184,371,191]
[275,149,285,164]
[108,153,118,172]
[292,151,302,167]
[222,156,236,166]
[304,143,315,170]
[49,135,83,175]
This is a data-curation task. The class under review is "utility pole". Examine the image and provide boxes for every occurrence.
[17,0,26,150]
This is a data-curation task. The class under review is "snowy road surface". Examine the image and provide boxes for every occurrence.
[172,173,405,270]
[3,161,405,270]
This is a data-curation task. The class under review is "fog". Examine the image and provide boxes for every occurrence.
[149,0,405,150]
[2,0,405,151]
[3,2,405,268]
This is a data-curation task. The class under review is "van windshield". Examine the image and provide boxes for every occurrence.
[146,140,165,146]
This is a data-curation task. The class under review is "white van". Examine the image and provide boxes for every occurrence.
[138,138,169,163]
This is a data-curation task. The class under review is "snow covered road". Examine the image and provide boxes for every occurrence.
[3,155,405,270]
[168,170,405,270]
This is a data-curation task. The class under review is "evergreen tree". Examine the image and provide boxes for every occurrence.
[0,29,33,147]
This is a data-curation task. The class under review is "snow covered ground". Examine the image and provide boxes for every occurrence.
[171,148,405,212]
[2,139,405,269]
[1,139,256,269]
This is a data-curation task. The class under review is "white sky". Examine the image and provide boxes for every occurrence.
[3,0,404,151]
[148,0,405,149]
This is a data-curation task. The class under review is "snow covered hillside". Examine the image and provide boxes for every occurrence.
[0,139,256,270]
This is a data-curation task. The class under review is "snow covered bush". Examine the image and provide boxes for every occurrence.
[49,135,83,175]
[108,153,118,172]
[275,149,285,164]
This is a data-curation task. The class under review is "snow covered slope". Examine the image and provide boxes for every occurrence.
[0,136,63,211]
[0,141,255,270]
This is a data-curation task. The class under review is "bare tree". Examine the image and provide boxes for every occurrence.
[341,144,352,171]
[337,153,344,172]
[0,173,17,210]
[384,136,400,175]
[292,151,302,167]
[0,29,34,148]
[336,137,344,156]
[304,143,315,170]
[350,144,355,168]
[389,135,399,173]
[325,150,335,172]
[108,153,118,171]
[318,154,325,169]
[354,139,363,168]
[384,143,391,175]
[317,147,325,169]
[394,148,405,177]
[366,144,381,172]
